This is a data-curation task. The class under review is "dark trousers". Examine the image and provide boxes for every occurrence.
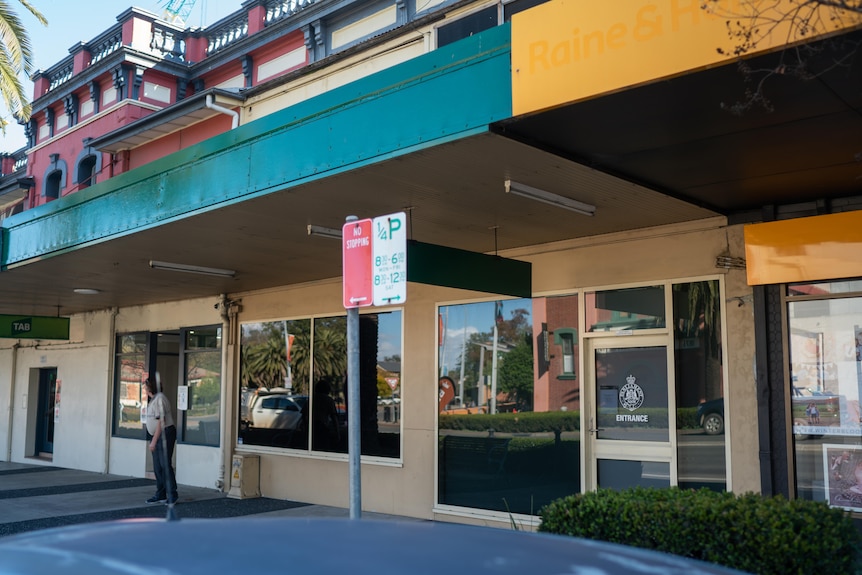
[152,424,178,502]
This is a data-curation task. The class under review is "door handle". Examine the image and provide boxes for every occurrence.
[588,427,604,434]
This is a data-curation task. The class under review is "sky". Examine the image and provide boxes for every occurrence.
[2,0,244,152]
[438,299,532,375]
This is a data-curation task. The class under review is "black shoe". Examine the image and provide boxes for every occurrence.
[147,495,167,504]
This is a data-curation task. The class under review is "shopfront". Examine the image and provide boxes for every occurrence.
[435,278,728,517]
[228,217,755,523]
[746,212,862,514]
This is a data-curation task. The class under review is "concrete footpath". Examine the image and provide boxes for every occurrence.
[0,461,410,537]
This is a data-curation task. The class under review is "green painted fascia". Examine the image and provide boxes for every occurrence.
[3,24,513,268]
[407,240,531,298]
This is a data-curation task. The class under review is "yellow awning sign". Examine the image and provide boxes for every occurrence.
[745,212,862,286]
[511,0,862,116]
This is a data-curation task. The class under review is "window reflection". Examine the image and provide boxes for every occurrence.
[182,327,222,446]
[673,280,726,491]
[437,297,580,515]
[595,346,669,442]
[113,333,148,438]
[787,288,862,509]
[788,281,862,297]
[598,459,670,490]
[238,311,401,458]
[586,286,665,332]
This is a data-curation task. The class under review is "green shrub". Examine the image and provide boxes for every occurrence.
[539,487,861,575]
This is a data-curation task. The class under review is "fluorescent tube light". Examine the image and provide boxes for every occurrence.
[504,180,596,216]
[307,224,343,240]
[149,260,236,278]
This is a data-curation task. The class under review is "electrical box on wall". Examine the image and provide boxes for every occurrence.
[227,454,260,499]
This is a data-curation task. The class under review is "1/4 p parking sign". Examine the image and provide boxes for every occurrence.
[372,212,407,306]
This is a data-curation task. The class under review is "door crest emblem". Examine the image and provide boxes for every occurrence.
[619,375,644,411]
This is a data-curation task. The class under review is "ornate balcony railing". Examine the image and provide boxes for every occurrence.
[206,14,249,55]
[13,153,27,172]
[48,60,74,91]
[265,0,320,25]
[151,24,186,60]
[0,149,27,177]
[89,26,123,65]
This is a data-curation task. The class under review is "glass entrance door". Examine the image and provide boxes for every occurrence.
[36,368,57,455]
[585,335,675,491]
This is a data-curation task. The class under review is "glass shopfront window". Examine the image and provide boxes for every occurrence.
[586,285,666,332]
[239,311,402,458]
[437,297,580,515]
[438,280,727,515]
[674,280,726,491]
[181,327,222,446]
[788,282,862,511]
[113,333,148,438]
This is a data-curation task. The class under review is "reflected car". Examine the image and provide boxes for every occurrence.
[118,399,142,423]
[250,394,308,430]
[696,398,724,435]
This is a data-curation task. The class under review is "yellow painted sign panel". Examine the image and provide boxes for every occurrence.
[511,0,862,116]
[745,212,862,286]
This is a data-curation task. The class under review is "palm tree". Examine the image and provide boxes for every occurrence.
[0,0,47,131]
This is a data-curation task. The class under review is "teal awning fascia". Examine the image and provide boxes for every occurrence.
[2,24,513,268]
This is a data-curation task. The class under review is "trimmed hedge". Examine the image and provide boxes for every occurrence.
[539,487,861,575]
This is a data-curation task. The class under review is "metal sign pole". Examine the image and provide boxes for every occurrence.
[347,306,361,519]
[345,215,362,519]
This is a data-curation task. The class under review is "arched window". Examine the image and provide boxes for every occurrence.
[45,171,62,200]
[75,145,102,189]
[42,154,68,200]
[77,155,97,189]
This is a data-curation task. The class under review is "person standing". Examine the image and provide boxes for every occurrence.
[144,378,178,505]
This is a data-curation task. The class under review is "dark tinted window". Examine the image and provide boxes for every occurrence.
[437,6,498,48]
[503,0,550,20]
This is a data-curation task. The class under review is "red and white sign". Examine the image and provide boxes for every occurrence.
[342,218,373,308]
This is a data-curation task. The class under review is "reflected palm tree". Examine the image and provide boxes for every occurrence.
[245,337,290,389]
[313,318,347,382]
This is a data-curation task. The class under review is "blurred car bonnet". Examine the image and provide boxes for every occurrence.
[0,517,749,575]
